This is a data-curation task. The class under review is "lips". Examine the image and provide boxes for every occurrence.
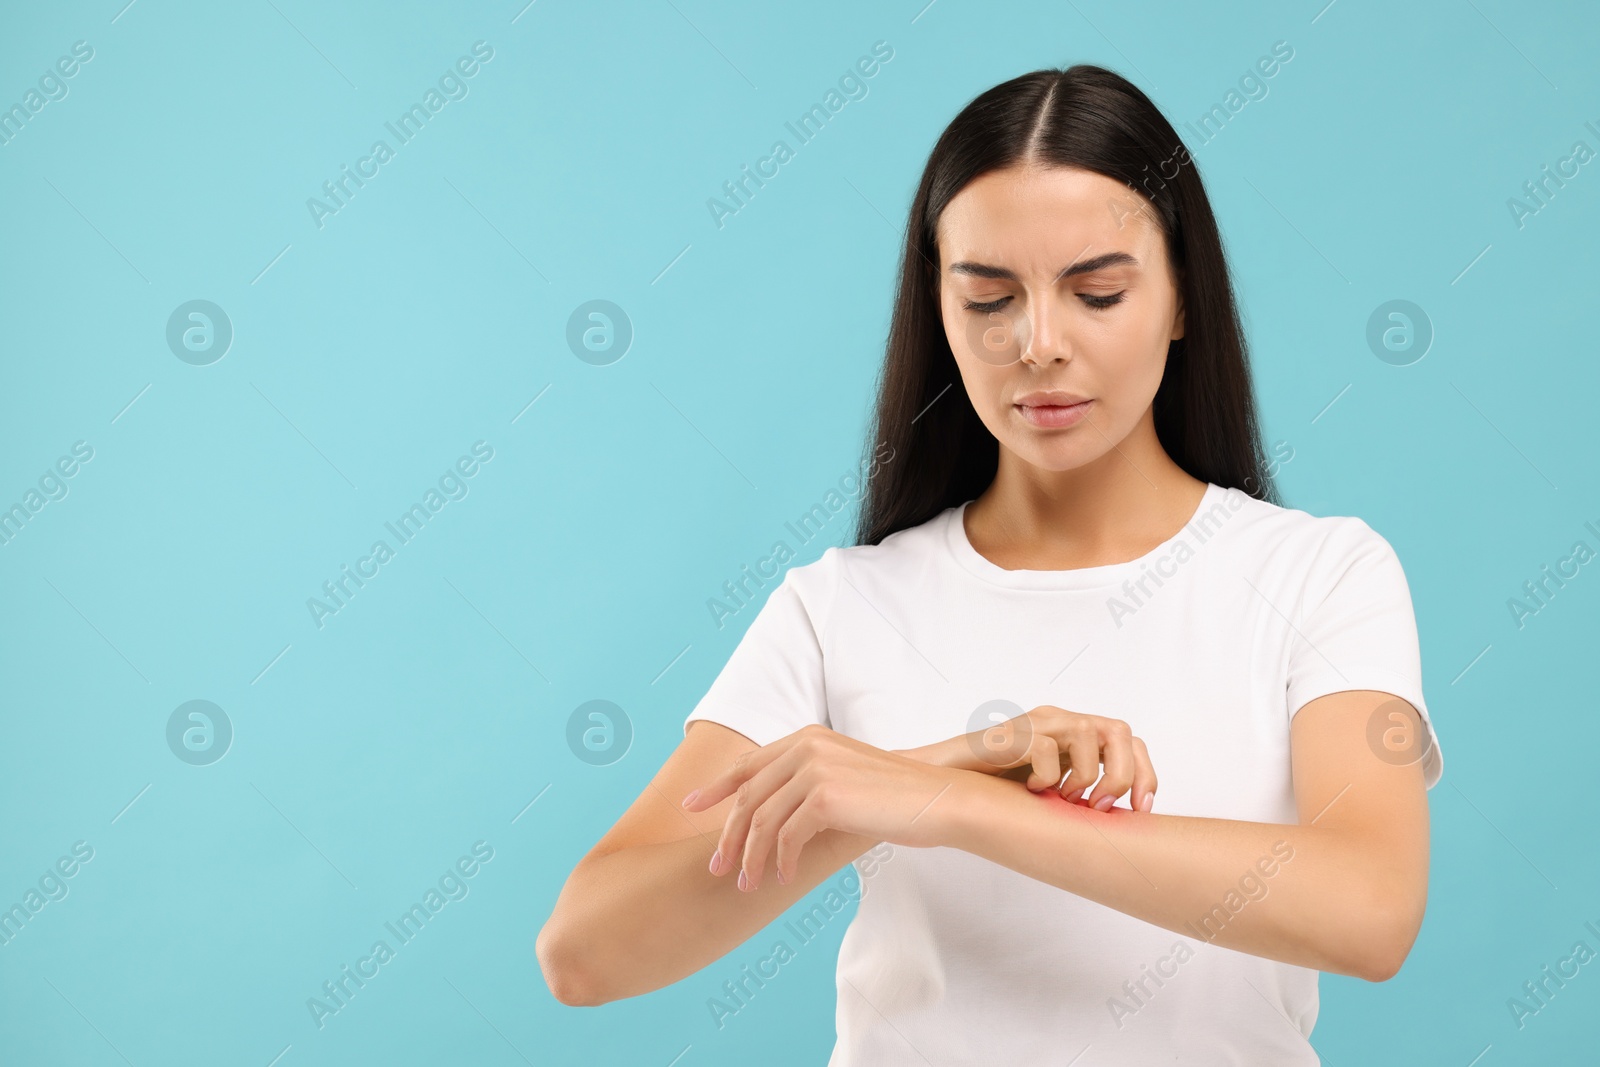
[1013,391,1091,407]
[1013,396,1093,429]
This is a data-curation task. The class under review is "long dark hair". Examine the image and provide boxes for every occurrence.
[854,64,1279,547]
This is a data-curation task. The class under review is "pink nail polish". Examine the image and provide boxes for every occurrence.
[1094,794,1114,811]
[682,789,700,808]
[709,848,722,875]
[738,869,749,891]
[1140,792,1154,813]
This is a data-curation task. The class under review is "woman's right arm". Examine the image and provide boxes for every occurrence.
[535,719,881,1006]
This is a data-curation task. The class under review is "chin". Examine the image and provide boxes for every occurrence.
[1008,441,1101,472]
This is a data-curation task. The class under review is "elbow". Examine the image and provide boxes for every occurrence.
[1354,898,1425,983]
[537,921,607,1007]
[1357,945,1404,984]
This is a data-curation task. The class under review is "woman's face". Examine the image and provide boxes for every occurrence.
[934,164,1185,473]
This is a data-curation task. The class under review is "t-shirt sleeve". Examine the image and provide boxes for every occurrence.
[1285,519,1444,789]
[682,553,835,747]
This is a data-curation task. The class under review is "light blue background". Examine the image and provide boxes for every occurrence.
[1,1,1595,1064]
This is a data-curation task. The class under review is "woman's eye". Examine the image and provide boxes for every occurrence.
[961,293,1126,313]
[961,297,1009,313]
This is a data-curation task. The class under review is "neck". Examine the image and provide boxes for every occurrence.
[963,412,1207,570]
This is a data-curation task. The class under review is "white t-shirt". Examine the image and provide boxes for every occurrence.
[683,481,1443,1065]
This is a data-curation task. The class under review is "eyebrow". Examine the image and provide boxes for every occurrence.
[947,250,1140,281]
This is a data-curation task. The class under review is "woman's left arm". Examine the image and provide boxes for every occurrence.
[931,688,1432,983]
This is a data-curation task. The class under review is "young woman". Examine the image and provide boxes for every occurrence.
[537,64,1443,1064]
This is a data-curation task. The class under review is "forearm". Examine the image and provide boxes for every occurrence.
[931,771,1411,981]
[538,826,877,1005]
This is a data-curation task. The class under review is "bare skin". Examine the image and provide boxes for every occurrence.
[536,163,1431,1005]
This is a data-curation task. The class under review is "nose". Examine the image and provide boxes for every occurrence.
[1019,295,1071,366]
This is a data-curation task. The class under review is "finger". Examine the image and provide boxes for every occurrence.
[682,746,758,813]
[683,738,786,812]
[704,726,838,875]
[1086,728,1135,811]
[1130,736,1158,812]
[707,751,793,876]
[738,776,813,891]
[1024,734,1063,792]
[1059,724,1101,801]
[772,793,830,889]
[710,748,802,879]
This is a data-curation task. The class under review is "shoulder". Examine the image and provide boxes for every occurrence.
[1223,486,1396,560]
[776,506,957,611]
[1217,488,1409,609]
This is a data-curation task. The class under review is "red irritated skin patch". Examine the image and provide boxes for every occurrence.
[1029,789,1146,822]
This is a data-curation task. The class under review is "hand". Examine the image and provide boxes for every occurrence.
[897,705,1158,813]
[681,724,960,892]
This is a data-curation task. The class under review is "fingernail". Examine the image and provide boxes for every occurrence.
[1140,792,1154,813]
[709,848,722,875]
[682,789,700,808]
[738,868,750,891]
[777,867,787,885]
[1094,794,1114,811]
[1064,787,1085,803]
